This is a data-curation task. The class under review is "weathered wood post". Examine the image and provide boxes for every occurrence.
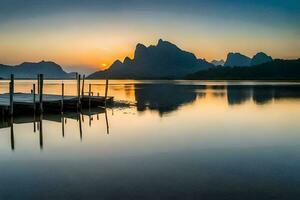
[37,74,40,96]
[104,78,109,106]
[9,74,14,116]
[33,84,36,113]
[88,83,91,108]
[39,74,44,113]
[77,74,81,110]
[61,82,64,113]
[81,74,85,97]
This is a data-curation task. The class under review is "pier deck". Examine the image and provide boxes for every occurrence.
[0,92,113,114]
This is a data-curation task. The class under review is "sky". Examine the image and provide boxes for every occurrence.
[0,0,299,74]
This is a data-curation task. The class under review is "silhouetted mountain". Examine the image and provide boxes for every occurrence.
[224,52,251,67]
[186,59,300,80]
[251,52,273,66]
[211,59,225,66]
[0,61,73,79]
[88,39,214,79]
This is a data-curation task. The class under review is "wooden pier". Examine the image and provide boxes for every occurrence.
[0,74,113,116]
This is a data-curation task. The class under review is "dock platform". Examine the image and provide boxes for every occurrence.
[0,92,113,114]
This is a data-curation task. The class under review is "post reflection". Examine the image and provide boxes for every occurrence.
[78,113,83,140]
[105,108,109,134]
[0,107,111,151]
[61,114,65,138]
[10,117,14,151]
[39,114,43,150]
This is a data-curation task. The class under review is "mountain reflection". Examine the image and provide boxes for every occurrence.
[130,83,300,114]
[134,84,198,115]
[227,85,300,105]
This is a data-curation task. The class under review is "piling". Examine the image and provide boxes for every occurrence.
[37,74,40,95]
[89,83,91,108]
[104,79,109,106]
[39,74,44,113]
[77,74,81,110]
[81,74,85,97]
[33,84,36,112]
[9,74,14,116]
[61,82,64,113]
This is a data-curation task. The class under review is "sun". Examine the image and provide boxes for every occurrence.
[101,63,108,70]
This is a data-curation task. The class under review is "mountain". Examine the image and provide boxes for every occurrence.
[88,39,214,79]
[0,61,73,79]
[211,59,225,66]
[251,52,273,66]
[224,52,251,67]
[186,59,300,80]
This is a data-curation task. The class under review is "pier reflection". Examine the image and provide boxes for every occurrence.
[0,107,110,151]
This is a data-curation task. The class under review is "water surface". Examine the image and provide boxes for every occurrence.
[0,80,300,200]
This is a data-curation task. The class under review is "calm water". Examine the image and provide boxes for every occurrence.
[0,80,300,200]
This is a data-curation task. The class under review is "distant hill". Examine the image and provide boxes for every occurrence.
[211,59,225,66]
[88,39,214,79]
[186,59,300,80]
[224,52,273,67]
[0,61,74,79]
[251,52,273,66]
[224,52,251,67]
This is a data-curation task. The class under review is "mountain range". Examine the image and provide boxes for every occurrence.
[0,61,74,79]
[0,39,297,80]
[186,59,300,80]
[88,39,213,79]
[224,52,273,67]
[211,59,225,66]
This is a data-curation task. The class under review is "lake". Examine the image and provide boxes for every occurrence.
[0,80,300,200]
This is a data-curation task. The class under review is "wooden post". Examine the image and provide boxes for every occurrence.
[88,83,91,108]
[9,74,14,116]
[77,74,81,110]
[104,78,109,106]
[81,74,85,97]
[33,84,36,113]
[39,74,44,113]
[61,82,64,113]
[37,74,40,96]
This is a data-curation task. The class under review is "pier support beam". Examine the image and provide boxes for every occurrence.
[39,74,44,113]
[77,73,81,110]
[33,84,36,113]
[81,74,85,97]
[104,78,109,107]
[89,83,91,108]
[61,82,64,113]
[9,74,14,116]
